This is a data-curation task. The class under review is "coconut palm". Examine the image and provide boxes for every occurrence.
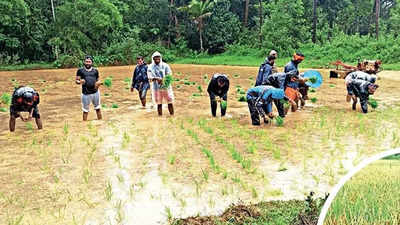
[179,0,215,51]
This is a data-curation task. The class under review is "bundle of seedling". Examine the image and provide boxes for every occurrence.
[274,116,284,127]
[0,93,11,112]
[368,97,378,109]
[162,74,174,88]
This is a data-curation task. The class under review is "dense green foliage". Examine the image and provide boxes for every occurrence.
[0,0,399,68]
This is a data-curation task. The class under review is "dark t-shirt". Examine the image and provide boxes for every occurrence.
[77,68,99,94]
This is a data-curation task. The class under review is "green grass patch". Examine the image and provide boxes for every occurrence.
[325,160,400,225]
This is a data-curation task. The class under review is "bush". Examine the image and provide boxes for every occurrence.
[54,55,80,68]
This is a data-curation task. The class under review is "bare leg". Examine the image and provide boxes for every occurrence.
[83,112,89,121]
[168,104,174,115]
[158,104,162,116]
[9,116,16,132]
[96,109,102,120]
[35,117,43,129]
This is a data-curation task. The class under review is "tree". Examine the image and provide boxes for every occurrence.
[244,0,250,27]
[204,0,241,53]
[52,0,122,56]
[0,0,30,60]
[312,0,317,43]
[262,0,309,55]
[179,0,215,51]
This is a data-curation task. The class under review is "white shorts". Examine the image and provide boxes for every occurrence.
[81,91,101,112]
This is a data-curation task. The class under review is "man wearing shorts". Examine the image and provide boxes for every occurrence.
[75,56,102,121]
[147,52,174,116]
[9,86,42,132]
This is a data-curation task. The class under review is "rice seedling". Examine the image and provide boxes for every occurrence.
[197,85,203,92]
[238,95,247,102]
[104,93,111,96]
[101,103,107,108]
[251,186,258,199]
[184,81,191,85]
[165,206,173,222]
[275,116,284,127]
[201,169,209,182]
[329,84,336,88]
[111,103,119,108]
[163,74,173,88]
[220,100,227,110]
[201,148,218,171]
[124,77,131,83]
[309,76,317,84]
[105,181,113,201]
[103,76,113,88]
[26,122,33,131]
[310,97,318,103]
[1,93,11,106]
[310,88,316,93]
[0,107,7,112]
[368,97,378,109]
[233,74,240,78]
[192,93,201,97]
[168,155,176,165]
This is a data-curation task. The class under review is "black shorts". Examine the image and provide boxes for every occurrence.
[10,105,40,119]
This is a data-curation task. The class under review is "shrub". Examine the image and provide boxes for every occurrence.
[54,55,80,68]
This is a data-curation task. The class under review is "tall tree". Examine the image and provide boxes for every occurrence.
[244,0,250,27]
[179,0,215,51]
[375,0,380,39]
[312,0,317,43]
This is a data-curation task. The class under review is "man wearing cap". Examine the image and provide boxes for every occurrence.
[131,56,149,107]
[345,71,377,102]
[255,55,276,87]
[269,50,278,73]
[75,56,102,121]
[9,86,42,132]
[347,79,378,113]
[207,73,230,117]
[246,85,287,126]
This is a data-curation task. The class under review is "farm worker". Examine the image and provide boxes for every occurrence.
[347,79,379,113]
[9,86,42,132]
[75,55,102,121]
[131,56,150,107]
[147,51,174,116]
[255,55,276,86]
[246,85,287,126]
[284,52,309,106]
[207,73,230,117]
[269,50,278,73]
[345,71,377,102]
[265,72,298,114]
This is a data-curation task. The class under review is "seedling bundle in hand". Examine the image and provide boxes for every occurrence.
[221,100,227,110]
[280,99,290,108]
[104,76,113,88]
[162,74,173,88]
[309,76,317,84]
[368,97,378,109]
[275,116,284,127]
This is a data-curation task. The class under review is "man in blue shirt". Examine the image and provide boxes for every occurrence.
[131,56,150,107]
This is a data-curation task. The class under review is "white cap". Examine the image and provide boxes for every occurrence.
[269,50,278,56]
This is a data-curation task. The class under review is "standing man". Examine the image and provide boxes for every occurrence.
[131,56,150,107]
[284,52,308,105]
[345,71,377,102]
[9,86,42,132]
[75,55,102,121]
[269,50,278,73]
[147,52,174,116]
[255,55,276,86]
[246,85,287,126]
[347,79,379,113]
[207,73,230,117]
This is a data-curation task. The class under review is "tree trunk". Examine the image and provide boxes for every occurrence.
[199,18,204,51]
[167,0,174,48]
[375,0,380,40]
[244,0,250,27]
[50,0,59,59]
[259,0,263,47]
[312,0,317,43]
